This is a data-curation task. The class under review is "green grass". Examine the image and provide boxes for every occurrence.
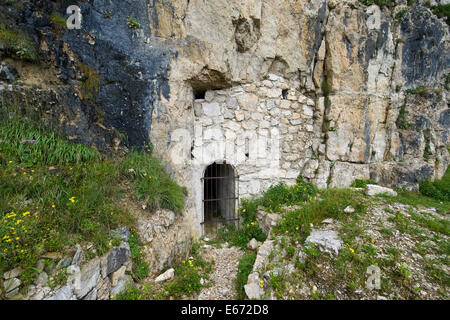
[0,16,38,62]
[410,212,450,236]
[128,230,149,280]
[419,168,450,202]
[119,151,187,213]
[261,176,318,213]
[0,117,101,166]
[50,13,67,31]
[235,253,256,300]
[157,241,212,299]
[350,179,377,188]
[272,188,368,242]
[126,17,141,29]
[216,199,267,250]
[432,4,450,26]
[0,117,186,288]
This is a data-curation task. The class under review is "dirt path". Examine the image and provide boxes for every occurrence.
[197,245,244,300]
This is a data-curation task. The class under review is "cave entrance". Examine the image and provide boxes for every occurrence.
[201,162,239,236]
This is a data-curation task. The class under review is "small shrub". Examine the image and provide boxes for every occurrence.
[127,17,141,29]
[406,86,430,97]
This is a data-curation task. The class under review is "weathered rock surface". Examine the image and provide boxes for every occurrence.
[305,229,343,255]
[365,184,398,197]
[244,239,274,300]
[106,242,131,277]
[154,268,175,283]
[44,286,76,300]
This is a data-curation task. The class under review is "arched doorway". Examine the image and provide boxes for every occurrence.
[202,162,239,236]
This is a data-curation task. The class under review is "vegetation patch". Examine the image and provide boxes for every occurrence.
[261,177,318,213]
[396,104,411,130]
[419,168,449,202]
[0,115,186,288]
[0,17,38,62]
[126,17,141,29]
[128,230,150,280]
[272,189,368,242]
[216,198,267,250]
[350,179,377,188]
[50,13,67,31]
[235,253,256,299]
[432,4,450,26]
[80,64,100,102]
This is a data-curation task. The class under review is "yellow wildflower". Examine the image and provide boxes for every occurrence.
[349,247,355,253]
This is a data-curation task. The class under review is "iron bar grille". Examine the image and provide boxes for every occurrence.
[201,162,239,236]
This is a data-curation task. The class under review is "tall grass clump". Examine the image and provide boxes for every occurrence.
[119,150,187,213]
[235,253,257,299]
[0,117,101,166]
[0,117,187,286]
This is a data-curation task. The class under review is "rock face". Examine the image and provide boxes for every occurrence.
[0,1,449,237]
[3,229,134,301]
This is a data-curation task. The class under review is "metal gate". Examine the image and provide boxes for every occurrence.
[201,162,239,236]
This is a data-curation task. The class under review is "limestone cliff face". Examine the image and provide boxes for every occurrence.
[0,1,449,234]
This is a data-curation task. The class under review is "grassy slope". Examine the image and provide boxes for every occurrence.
[0,117,186,289]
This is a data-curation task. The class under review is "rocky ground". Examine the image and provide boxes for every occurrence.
[247,196,449,300]
[197,245,244,300]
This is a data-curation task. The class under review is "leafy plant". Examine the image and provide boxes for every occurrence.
[127,17,141,29]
